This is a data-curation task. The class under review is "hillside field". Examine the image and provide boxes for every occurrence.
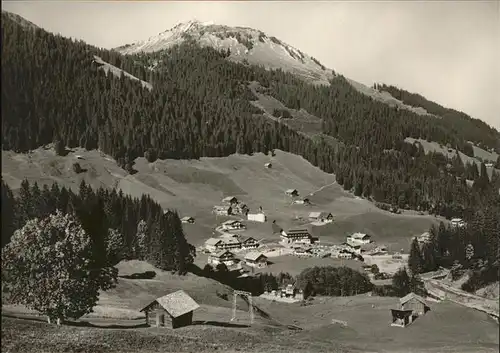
[2,147,442,254]
[2,260,498,353]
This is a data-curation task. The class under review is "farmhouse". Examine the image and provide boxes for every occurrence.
[208,250,236,266]
[293,198,310,205]
[181,216,195,224]
[140,290,199,329]
[347,232,372,245]
[213,205,232,216]
[222,220,246,231]
[280,228,315,244]
[285,189,299,197]
[400,292,430,317]
[281,284,299,298]
[342,242,361,254]
[247,213,267,222]
[450,218,466,228]
[294,246,313,256]
[415,232,431,244]
[222,196,238,205]
[240,236,259,249]
[205,237,241,252]
[233,203,249,215]
[264,163,272,168]
[244,251,268,268]
[309,212,334,223]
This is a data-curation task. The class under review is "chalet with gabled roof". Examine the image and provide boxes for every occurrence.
[140,290,199,329]
[244,251,268,268]
[240,236,259,249]
[347,232,371,244]
[222,220,246,231]
[213,205,232,216]
[208,250,236,266]
[181,216,195,224]
[309,212,334,223]
[285,189,299,197]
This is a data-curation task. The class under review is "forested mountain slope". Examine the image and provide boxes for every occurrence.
[2,11,499,222]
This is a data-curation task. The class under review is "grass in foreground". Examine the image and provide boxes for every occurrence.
[1,316,351,353]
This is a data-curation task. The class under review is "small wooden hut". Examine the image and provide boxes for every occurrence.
[140,290,200,329]
[400,292,430,317]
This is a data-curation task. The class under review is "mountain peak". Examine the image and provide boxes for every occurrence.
[115,21,332,85]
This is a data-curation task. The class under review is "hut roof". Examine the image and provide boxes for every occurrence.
[400,292,429,307]
[244,251,267,261]
[140,290,200,318]
[210,250,235,258]
[205,238,223,246]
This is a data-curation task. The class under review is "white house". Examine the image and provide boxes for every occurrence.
[244,252,268,268]
[222,220,246,231]
[308,212,334,223]
[347,232,372,244]
[450,218,466,228]
[208,250,236,266]
[247,213,267,223]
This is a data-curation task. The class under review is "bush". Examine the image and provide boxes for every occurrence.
[72,162,83,174]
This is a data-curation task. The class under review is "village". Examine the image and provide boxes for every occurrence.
[180,186,420,302]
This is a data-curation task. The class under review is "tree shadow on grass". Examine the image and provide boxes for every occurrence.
[65,320,149,329]
[2,314,148,329]
[191,320,250,328]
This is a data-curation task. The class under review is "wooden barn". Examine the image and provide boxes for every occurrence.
[140,290,200,329]
[390,309,414,328]
[400,292,430,317]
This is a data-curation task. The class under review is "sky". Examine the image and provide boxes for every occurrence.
[3,1,500,129]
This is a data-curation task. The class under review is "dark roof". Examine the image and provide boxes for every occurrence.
[140,290,200,317]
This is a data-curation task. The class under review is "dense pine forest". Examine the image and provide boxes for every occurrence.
[1,178,195,274]
[408,198,499,292]
[2,14,500,222]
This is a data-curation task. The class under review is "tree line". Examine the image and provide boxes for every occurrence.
[407,199,499,293]
[1,178,195,273]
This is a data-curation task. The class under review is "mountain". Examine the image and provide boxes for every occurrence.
[115,19,333,84]
[2,11,500,219]
[115,19,441,117]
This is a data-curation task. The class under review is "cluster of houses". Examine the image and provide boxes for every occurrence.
[205,233,259,253]
[207,249,269,270]
[213,196,267,223]
[277,228,387,260]
[213,196,248,216]
[264,284,304,301]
